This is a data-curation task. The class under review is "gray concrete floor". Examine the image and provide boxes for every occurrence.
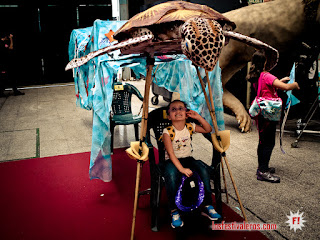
[0,80,319,240]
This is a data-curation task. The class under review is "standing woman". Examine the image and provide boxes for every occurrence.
[0,32,24,97]
[247,50,300,183]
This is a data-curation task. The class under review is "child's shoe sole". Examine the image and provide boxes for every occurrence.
[201,212,219,221]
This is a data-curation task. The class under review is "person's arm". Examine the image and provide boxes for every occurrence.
[186,110,212,133]
[8,34,13,50]
[279,76,290,83]
[272,77,300,91]
[163,133,193,177]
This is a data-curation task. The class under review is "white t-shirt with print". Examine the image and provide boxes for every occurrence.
[163,123,196,160]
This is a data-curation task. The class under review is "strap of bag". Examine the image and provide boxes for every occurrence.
[257,72,265,98]
[159,123,194,142]
[185,122,194,137]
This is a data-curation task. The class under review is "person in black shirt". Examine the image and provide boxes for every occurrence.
[0,32,24,97]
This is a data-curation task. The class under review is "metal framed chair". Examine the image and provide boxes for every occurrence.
[110,82,143,153]
[145,107,223,232]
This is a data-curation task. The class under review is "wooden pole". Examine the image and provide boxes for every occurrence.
[130,57,154,240]
[139,62,153,142]
[204,70,220,133]
[221,152,247,222]
[195,67,247,222]
[130,161,142,240]
[195,68,229,201]
[220,160,229,203]
[204,70,247,221]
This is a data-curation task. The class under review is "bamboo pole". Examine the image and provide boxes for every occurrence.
[196,67,247,222]
[196,68,229,203]
[130,161,143,240]
[139,63,153,142]
[221,152,247,221]
[130,57,154,240]
[204,70,247,221]
[220,160,229,203]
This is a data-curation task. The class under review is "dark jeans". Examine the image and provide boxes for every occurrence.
[162,157,213,211]
[257,115,277,172]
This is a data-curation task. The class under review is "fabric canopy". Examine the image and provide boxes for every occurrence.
[68,20,225,182]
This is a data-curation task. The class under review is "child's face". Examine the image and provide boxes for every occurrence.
[167,101,187,121]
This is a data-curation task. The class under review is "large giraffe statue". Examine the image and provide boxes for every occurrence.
[220,0,320,132]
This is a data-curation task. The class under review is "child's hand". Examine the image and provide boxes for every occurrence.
[293,82,300,90]
[280,77,290,83]
[186,110,200,120]
[180,168,193,177]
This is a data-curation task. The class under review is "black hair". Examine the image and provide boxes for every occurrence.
[246,50,267,83]
[166,100,188,114]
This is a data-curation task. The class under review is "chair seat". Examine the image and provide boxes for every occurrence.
[112,114,142,125]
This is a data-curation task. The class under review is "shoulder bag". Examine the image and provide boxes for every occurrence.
[249,73,282,121]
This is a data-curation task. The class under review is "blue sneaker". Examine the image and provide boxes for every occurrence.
[201,205,222,221]
[171,210,184,228]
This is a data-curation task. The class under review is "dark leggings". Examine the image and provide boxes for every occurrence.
[163,157,213,211]
[257,115,277,172]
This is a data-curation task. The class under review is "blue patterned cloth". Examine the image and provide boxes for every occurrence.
[68,20,225,182]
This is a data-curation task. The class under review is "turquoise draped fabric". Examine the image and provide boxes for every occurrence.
[286,63,300,108]
[68,20,225,182]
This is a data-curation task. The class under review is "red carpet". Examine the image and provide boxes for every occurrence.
[0,148,268,240]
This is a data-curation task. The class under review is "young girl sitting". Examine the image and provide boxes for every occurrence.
[162,99,221,228]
